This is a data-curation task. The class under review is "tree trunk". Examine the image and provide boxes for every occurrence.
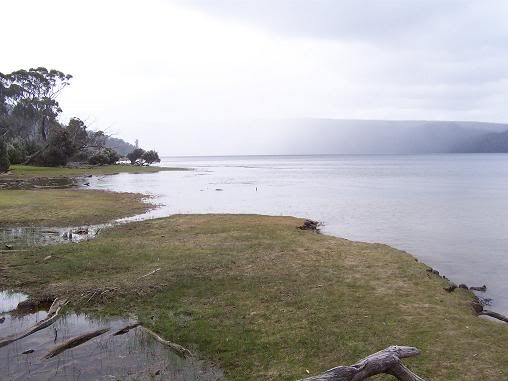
[301,346,426,381]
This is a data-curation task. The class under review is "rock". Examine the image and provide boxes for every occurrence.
[73,227,88,235]
[471,299,484,314]
[458,284,469,290]
[0,317,5,324]
[444,283,457,293]
[470,285,487,292]
[5,244,13,250]
[22,349,34,354]
[298,219,320,232]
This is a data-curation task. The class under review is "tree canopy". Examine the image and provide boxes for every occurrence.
[0,67,160,172]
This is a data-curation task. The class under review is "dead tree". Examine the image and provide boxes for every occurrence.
[301,346,426,381]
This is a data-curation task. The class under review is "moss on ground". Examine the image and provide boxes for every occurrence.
[0,189,150,226]
[1,214,507,380]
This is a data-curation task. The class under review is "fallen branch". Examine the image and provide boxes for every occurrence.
[113,322,140,336]
[479,310,508,323]
[0,298,66,348]
[137,268,161,280]
[140,326,192,358]
[44,328,110,359]
[300,346,426,381]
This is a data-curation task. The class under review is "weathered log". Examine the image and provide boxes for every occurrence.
[0,298,66,348]
[44,328,110,359]
[113,322,140,336]
[140,326,192,357]
[300,346,426,381]
[479,310,508,323]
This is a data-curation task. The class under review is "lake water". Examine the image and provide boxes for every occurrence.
[87,154,508,314]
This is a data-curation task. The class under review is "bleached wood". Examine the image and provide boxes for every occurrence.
[301,346,426,381]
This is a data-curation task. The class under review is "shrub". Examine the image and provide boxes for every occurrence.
[7,139,27,164]
[88,148,120,165]
[36,127,75,166]
[141,150,160,165]
[127,148,145,164]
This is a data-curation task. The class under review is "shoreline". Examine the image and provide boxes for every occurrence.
[1,214,507,379]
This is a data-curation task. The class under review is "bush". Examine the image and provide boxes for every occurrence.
[127,148,145,164]
[0,139,10,172]
[141,150,160,165]
[7,139,27,164]
[88,148,120,165]
[36,127,75,166]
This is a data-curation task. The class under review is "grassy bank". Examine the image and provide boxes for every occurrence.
[0,189,150,226]
[3,164,187,179]
[1,214,507,380]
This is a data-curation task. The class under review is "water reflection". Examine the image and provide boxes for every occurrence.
[0,292,222,381]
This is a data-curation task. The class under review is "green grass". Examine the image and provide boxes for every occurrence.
[4,164,187,178]
[0,189,150,226]
[1,214,507,380]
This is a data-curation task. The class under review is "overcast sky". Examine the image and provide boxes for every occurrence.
[3,0,508,155]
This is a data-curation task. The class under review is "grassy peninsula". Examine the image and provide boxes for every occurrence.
[4,164,187,179]
[2,214,507,380]
[0,189,150,227]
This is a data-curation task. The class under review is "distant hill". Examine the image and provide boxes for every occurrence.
[453,130,508,153]
[105,137,136,156]
[276,119,508,155]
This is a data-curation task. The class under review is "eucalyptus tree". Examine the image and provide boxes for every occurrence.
[0,67,72,141]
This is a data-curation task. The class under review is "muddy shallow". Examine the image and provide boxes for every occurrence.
[0,292,222,381]
[0,225,104,248]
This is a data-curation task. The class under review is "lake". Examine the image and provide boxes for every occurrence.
[88,154,508,314]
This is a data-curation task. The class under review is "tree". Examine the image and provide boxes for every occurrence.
[127,148,145,164]
[35,126,76,166]
[0,68,72,142]
[141,150,160,165]
[0,138,11,172]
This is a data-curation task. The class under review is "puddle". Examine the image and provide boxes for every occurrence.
[0,292,223,381]
[0,177,82,190]
[0,225,105,248]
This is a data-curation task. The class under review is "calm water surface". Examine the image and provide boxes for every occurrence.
[87,154,508,314]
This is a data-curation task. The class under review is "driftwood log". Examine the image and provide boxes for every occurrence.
[301,346,425,381]
[44,328,110,359]
[0,298,66,348]
[479,310,508,323]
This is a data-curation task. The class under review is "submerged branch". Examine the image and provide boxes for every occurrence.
[0,298,66,348]
[44,328,110,359]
